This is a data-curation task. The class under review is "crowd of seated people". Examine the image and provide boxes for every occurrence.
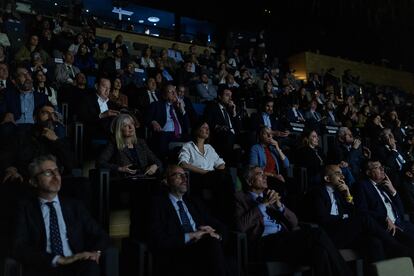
[3,9,414,276]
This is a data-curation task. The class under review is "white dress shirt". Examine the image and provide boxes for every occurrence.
[39,196,73,260]
[97,95,109,114]
[370,180,397,223]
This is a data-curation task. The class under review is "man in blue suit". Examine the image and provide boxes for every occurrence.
[146,84,190,159]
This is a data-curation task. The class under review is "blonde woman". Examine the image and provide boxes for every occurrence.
[97,114,161,176]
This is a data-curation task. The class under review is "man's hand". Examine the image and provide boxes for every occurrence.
[198,226,221,240]
[263,189,282,208]
[100,110,119,119]
[144,164,158,175]
[363,146,371,158]
[339,161,349,168]
[385,217,400,236]
[42,128,58,141]
[381,174,397,195]
[336,179,351,197]
[352,138,361,149]
[188,230,208,242]
[57,251,101,266]
[151,121,162,132]
[2,167,23,184]
[228,100,236,116]
[1,113,15,124]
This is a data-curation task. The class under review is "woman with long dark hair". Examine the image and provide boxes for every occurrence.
[33,69,58,109]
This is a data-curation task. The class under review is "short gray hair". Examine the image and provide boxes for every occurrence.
[337,127,349,138]
[243,166,261,185]
[28,155,57,179]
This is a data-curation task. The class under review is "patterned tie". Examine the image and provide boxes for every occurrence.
[177,200,193,233]
[169,105,181,138]
[46,202,64,256]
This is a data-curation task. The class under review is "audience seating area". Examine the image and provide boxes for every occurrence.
[1,7,414,276]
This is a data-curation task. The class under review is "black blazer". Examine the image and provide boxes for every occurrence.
[354,179,405,227]
[97,138,162,174]
[12,196,110,268]
[148,193,225,253]
[77,93,120,124]
[203,102,241,134]
[306,185,354,228]
[146,99,189,134]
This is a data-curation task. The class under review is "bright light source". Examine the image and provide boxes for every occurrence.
[127,17,131,21]
[152,34,159,37]
[153,23,157,26]
[139,20,144,23]
[148,16,160,23]
[54,2,57,6]
[86,9,89,12]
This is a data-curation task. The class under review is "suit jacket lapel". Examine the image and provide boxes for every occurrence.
[32,199,47,248]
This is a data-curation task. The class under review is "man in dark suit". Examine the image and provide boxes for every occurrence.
[146,84,189,159]
[305,164,414,262]
[4,66,48,125]
[373,128,406,187]
[12,155,110,276]
[354,160,414,245]
[203,86,241,165]
[234,166,352,276]
[250,97,289,138]
[327,127,371,178]
[148,164,227,276]
[129,77,159,114]
[77,76,120,139]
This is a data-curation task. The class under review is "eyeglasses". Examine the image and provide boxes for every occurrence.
[36,167,62,177]
[370,165,384,171]
[168,172,187,179]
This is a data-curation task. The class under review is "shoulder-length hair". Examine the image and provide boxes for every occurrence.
[113,114,137,150]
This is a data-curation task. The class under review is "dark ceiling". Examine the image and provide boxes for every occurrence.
[125,0,414,71]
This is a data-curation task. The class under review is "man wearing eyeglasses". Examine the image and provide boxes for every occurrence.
[12,155,110,276]
[234,166,352,276]
[147,164,227,276]
[305,165,414,262]
[354,160,414,245]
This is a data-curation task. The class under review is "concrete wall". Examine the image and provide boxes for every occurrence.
[288,52,414,93]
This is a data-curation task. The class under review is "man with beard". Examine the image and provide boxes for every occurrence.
[1,103,74,183]
[327,127,371,178]
[3,66,48,127]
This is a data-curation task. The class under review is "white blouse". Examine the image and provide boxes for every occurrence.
[178,141,225,171]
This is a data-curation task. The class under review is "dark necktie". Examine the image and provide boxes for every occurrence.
[333,191,344,218]
[67,65,74,79]
[222,107,232,129]
[177,200,193,233]
[150,92,158,102]
[313,111,320,121]
[46,202,64,256]
[169,105,181,138]
[378,187,399,221]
